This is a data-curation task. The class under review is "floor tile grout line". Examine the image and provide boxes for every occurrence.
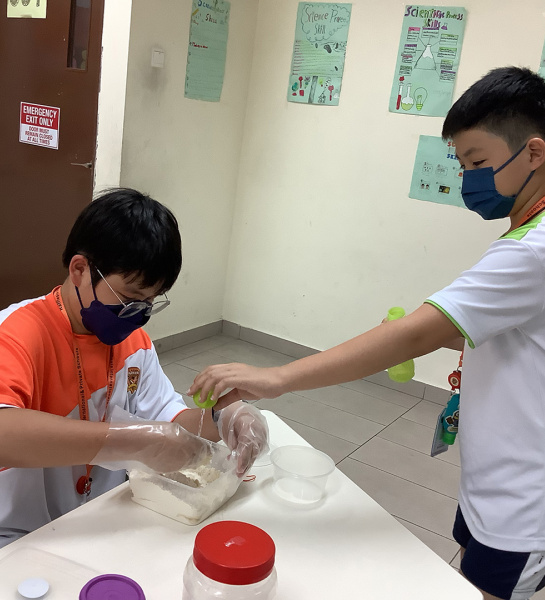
[340,456,459,502]
[369,403,440,444]
[164,344,234,363]
[375,429,461,466]
[396,517,459,545]
[169,363,199,373]
[176,355,293,371]
[339,380,426,401]
[172,351,289,369]
[210,342,298,363]
[278,420,360,465]
[378,407,462,467]
[289,385,423,411]
[397,525,460,564]
[344,408,423,457]
[277,389,417,426]
[265,411,387,446]
[156,336,235,359]
[347,409,462,470]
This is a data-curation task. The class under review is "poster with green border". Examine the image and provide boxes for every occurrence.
[538,37,545,79]
[389,6,467,117]
[185,0,230,102]
[409,135,465,207]
[288,3,352,106]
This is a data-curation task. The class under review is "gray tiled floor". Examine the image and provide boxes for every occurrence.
[156,335,478,577]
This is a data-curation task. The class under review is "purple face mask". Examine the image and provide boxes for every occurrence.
[75,286,150,345]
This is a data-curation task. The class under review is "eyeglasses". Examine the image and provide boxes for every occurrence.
[95,268,170,318]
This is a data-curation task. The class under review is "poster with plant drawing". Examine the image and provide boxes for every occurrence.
[390,6,467,117]
[288,3,352,106]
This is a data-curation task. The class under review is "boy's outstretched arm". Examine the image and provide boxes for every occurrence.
[189,303,462,407]
[0,407,210,473]
[0,408,108,467]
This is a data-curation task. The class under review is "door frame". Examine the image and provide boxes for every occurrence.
[94,0,132,193]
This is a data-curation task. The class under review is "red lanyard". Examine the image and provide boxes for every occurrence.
[53,288,116,496]
[511,196,545,231]
[73,339,115,496]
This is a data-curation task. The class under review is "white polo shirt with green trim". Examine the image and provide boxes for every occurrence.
[426,212,545,552]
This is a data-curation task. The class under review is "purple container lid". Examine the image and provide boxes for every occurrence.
[79,574,146,600]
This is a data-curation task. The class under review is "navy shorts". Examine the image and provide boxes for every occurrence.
[453,506,545,600]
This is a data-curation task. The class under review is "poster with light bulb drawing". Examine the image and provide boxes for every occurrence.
[409,135,465,208]
[287,3,352,106]
[389,6,467,117]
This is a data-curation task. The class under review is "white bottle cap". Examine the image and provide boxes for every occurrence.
[17,578,50,599]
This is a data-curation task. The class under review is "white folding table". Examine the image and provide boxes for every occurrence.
[0,410,481,599]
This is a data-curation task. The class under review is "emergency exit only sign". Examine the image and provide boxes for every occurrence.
[19,102,60,150]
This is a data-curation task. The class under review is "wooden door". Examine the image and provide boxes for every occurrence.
[0,0,104,308]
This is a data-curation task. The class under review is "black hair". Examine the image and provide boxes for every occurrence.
[62,188,182,294]
[442,67,545,150]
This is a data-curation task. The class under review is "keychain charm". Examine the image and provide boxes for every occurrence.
[448,369,461,389]
[76,475,92,496]
[442,366,462,445]
[431,354,463,457]
[442,393,460,445]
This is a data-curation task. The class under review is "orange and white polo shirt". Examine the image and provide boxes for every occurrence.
[0,287,188,547]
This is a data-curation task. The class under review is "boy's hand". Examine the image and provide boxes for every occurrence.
[217,402,269,475]
[188,363,285,409]
[90,418,212,473]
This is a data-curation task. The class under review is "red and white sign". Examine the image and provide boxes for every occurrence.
[19,102,60,150]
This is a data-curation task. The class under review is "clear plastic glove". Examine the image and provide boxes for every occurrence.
[90,406,213,474]
[217,402,269,476]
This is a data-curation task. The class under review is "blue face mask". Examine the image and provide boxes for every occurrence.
[75,286,150,345]
[461,143,534,220]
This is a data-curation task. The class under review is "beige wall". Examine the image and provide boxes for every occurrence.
[222,0,545,388]
[120,0,259,341]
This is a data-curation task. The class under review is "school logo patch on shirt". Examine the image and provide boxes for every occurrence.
[127,367,141,394]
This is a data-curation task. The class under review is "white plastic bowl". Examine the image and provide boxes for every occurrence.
[270,445,335,505]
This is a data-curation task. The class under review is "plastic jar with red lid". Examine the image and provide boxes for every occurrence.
[183,520,277,599]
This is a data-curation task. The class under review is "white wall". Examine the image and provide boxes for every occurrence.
[95,0,132,192]
[223,0,545,388]
[120,0,259,341]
